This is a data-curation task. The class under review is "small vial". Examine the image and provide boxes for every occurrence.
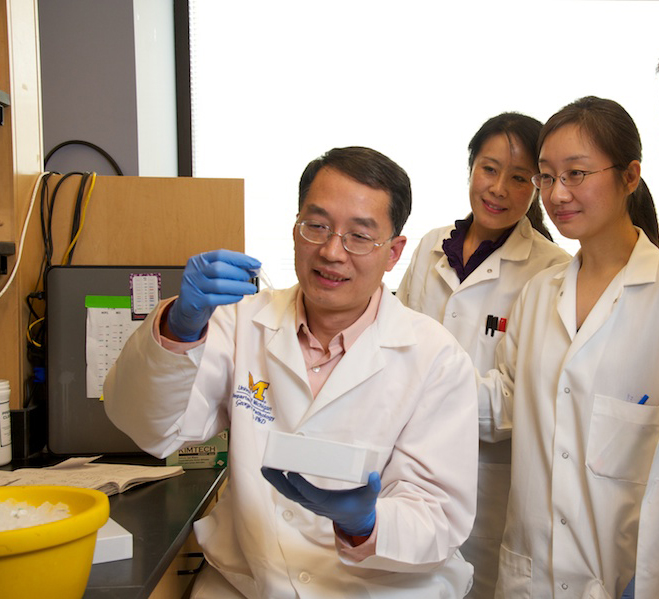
[257,268,274,291]
[0,380,11,466]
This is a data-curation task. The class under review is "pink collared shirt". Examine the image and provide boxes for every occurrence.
[295,286,382,398]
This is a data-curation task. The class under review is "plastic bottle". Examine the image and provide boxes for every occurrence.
[0,380,12,466]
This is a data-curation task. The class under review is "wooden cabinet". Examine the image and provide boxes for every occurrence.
[149,527,206,599]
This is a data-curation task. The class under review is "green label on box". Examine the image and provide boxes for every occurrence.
[166,430,229,470]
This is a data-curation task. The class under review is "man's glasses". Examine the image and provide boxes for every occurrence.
[531,165,618,190]
[296,220,391,255]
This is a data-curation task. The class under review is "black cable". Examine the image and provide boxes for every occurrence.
[25,292,46,355]
[44,140,124,176]
[25,170,99,414]
[66,172,92,265]
[28,175,55,372]
[26,292,43,321]
[31,172,86,357]
[38,171,91,272]
[70,174,87,240]
[47,172,83,267]
[39,173,54,270]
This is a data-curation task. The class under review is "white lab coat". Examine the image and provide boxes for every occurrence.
[104,284,479,599]
[478,230,659,599]
[397,217,570,598]
[634,441,659,599]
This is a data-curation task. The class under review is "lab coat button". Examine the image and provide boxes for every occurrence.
[562,452,569,459]
[561,518,567,525]
[487,268,492,273]
[561,583,568,590]
[283,510,293,521]
[451,312,457,318]
[298,572,312,584]
[564,387,570,394]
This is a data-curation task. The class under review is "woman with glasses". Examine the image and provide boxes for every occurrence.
[479,96,659,598]
[397,112,570,599]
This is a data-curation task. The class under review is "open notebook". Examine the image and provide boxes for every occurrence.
[0,456,183,496]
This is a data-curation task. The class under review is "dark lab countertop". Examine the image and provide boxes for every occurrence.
[84,465,226,599]
[3,454,226,599]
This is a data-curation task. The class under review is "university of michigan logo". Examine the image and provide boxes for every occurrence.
[249,372,270,402]
[232,372,274,424]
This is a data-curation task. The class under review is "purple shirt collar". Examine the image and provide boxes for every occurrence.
[442,215,515,283]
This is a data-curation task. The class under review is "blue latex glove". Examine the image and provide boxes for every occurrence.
[261,467,380,537]
[167,249,261,341]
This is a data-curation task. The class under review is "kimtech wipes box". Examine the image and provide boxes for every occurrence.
[166,430,228,469]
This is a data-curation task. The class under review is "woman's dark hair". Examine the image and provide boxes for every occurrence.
[539,96,659,246]
[299,146,412,237]
[468,112,553,240]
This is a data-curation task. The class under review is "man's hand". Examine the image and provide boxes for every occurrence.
[167,249,261,341]
[262,467,380,537]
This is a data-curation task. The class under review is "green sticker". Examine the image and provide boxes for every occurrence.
[85,295,132,309]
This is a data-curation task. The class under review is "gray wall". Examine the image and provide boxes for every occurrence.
[39,0,139,175]
[38,0,178,177]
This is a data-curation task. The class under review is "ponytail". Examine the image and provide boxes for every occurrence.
[526,196,554,241]
[629,177,659,247]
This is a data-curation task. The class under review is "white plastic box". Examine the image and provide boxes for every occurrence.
[93,518,133,564]
[262,430,379,484]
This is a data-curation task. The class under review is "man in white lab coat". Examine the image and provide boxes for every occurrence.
[104,147,479,598]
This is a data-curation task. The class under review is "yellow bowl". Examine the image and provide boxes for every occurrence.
[0,485,110,599]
